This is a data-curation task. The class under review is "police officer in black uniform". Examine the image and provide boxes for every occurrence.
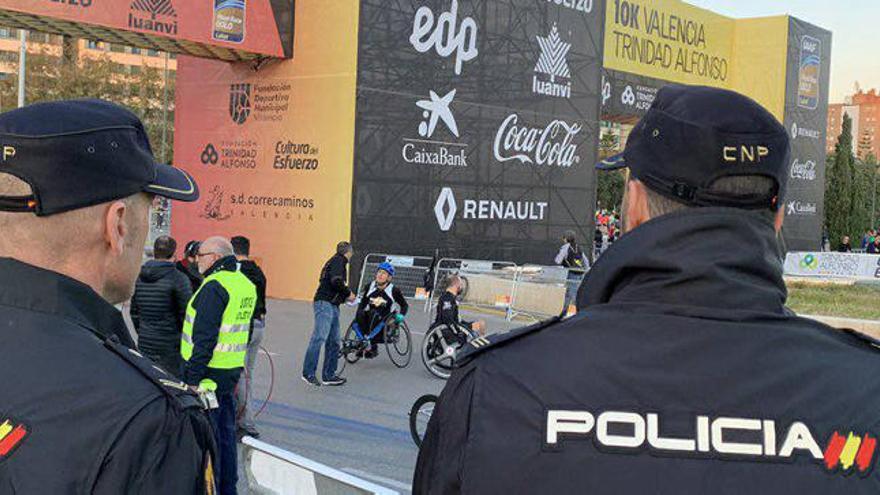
[0,99,217,493]
[414,85,880,494]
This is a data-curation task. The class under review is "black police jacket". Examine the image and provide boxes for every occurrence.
[0,258,216,494]
[414,208,880,494]
[314,253,352,305]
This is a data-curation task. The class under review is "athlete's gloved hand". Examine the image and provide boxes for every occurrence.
[395,313,405,323]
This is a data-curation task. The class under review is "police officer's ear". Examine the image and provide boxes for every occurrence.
[623,179,651,233]
[103,194,149,256]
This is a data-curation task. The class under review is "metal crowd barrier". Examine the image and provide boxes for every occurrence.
[241,436,398,495]
[357,253,435,298]
[508,265,585,322]
[426,258,519,318]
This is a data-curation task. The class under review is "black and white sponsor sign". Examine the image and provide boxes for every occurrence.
[351,0,604,273]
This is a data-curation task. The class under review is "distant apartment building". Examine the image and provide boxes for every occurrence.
[827,88,880,160]
[0,27,176,80]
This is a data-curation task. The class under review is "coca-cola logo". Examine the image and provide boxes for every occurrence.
[493,114,582,168]
[790,158,816,181]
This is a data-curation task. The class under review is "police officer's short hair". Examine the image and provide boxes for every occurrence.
[336,241,352,256]
[153,236,176,260]
[639,175,777,224]
[231,236,250,256]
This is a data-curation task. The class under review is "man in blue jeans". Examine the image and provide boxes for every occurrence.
[302,242,355,386]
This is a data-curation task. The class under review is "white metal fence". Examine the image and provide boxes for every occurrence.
[241,436,399,495]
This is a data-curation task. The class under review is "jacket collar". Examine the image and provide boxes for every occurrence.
[577,208,787,315]
[0,257,135,346]
[205,255,239,277]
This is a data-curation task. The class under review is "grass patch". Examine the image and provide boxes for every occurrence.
[786,281,880,320]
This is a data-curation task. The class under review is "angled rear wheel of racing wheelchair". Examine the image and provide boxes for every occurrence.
[384,316,412,368]
[421,323,466,380]
[409,394,438,448]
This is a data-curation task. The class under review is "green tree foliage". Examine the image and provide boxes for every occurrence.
[596,131,625,211]
[0,46,175,162]
[825,114,876,249]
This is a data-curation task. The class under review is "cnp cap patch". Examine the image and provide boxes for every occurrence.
[0,417,28,461]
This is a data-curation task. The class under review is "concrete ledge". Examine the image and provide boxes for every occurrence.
[801,314,880,340]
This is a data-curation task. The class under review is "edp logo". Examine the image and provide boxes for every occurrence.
[410,0,478,75]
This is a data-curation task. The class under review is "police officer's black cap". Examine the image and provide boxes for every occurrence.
[597,84,790,210]
[0,99,198,216]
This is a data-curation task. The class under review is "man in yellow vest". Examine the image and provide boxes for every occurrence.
[182,236,256,495]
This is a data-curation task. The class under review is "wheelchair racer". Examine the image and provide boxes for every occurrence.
[433,274,486,346]
[355,262,409,358]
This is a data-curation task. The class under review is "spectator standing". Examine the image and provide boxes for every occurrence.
[181,236,256,495]
[555,230,589,317]
[130,235,193,377]
[177,240,203,292]
[837,236,853,253]
[231,235,268,438]
[302,241,356,387]
[870,237,880,254]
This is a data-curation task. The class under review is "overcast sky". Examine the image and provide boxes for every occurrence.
[685,0,880,103]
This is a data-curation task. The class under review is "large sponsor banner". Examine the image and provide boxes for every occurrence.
[0,0,292,58]
[603,0,734,88]
[784,252,880,280]
[782,18,832,251]
[351,0,605,278]
[172,1,359,300]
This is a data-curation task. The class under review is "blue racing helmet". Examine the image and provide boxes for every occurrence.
[377,262,395,277]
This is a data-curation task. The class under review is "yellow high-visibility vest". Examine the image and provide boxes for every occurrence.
[181,269,256,370]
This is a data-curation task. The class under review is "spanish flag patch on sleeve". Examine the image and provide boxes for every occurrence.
[0,418,28,460]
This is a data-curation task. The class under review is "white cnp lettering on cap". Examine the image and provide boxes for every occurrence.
[545,409,825,462]
[723,145,769,164]
[2,146,15,161]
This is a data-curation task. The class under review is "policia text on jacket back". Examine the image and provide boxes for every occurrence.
[414,85,880,494]
[0,100,217,494]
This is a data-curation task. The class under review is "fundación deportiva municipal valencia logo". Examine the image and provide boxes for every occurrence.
[229,83,252,125]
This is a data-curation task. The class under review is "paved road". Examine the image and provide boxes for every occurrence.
[241,298,521,493]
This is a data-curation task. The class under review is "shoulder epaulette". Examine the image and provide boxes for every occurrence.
[839,327,880,353]
[103,337,203,410]
[456,316,562,366]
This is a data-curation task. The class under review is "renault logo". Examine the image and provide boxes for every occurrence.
[434,187,457,231]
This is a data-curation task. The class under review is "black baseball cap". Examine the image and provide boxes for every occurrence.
[597,84,790,211]
[0,99,198,216]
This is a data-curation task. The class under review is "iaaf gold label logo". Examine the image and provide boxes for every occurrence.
[228,82,291,125]
[129,0,177,36]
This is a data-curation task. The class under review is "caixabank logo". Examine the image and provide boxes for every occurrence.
[129,0,178,36]
[545,409,879,477]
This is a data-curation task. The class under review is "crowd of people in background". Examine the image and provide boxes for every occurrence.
[594,209,621,259]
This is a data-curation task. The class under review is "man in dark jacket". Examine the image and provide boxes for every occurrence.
[231,235,267,437]
[177,240,203,291]
[302,241,356,386]
[131,235,193,376]
[414,85,880,494]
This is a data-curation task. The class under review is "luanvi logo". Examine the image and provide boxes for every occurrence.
[410,0,478,75]
[129,0,178,35]
[533,24,572,99]
[433,187,548,231]
[545,409,878,477]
